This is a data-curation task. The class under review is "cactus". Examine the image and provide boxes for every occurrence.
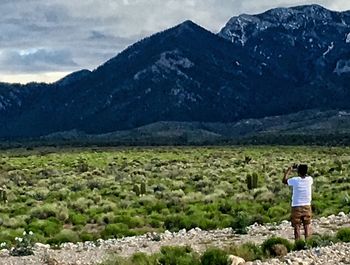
[244,156,252,164]
[0,188,7,203]
[133,184,140,196]
[140,181,146,195]
[334,159,343,172]
[246,173,258,190]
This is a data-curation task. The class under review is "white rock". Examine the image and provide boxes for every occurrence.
[162,230,173,240]
[34,243,50,249]
[0,249,9,257]
[338,212,346,217]
[228,255,245,265]
[179,228,187,235]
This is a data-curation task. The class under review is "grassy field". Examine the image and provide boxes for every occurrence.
[0,146,349,245]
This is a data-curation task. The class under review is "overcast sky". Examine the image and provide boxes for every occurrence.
[0,0,349,84]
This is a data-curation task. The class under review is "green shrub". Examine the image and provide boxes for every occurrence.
[133,185,141,196]
[312,200,328,215]
[3,216,27,229]
[0,229,21,245]
[10,231,34,256]
[267,206,287,219]
[336,228,350,242]
[261,237,292,257]
[114,215,145,229]
[201,248,228,265]
[159,246,200,265]
[306,234,338,248]
[48,229,80,245]
[228,242,263,261]
[27,219,62,237]
[30,204,58,219]
[75,159,89,173]
[101,224,135,239]
[164,215,186,231]
[149,218,162,228]
[70,213,88,226]
[87,180,102,190]
[140,182,147,195]
[293,239,307,251]
[131,252,158,265]
[79,231,95,242]
[70,198,93,213]
[218,202,232,214]
[231,211,250,234]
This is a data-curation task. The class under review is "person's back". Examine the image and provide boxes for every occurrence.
[283,164,313,240]
[288,176,313,207]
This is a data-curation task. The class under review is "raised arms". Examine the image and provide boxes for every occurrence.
[283,166,292,185]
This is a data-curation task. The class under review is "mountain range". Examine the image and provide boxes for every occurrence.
[1,4,350,143]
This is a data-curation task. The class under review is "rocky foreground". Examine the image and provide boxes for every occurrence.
[0,212,349,265]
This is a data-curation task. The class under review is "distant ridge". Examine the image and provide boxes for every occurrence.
[0,4,350,141]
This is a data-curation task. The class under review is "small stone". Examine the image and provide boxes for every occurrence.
[179,228,186,235]
[285,259,293,265]
[338,212,346,217]
[228,255,245,265]
[0,249,9,257]
[34,242,51,249]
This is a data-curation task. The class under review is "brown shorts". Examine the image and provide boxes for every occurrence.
[291,205,312,227]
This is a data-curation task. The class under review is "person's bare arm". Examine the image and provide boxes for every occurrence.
[282,167,292,184]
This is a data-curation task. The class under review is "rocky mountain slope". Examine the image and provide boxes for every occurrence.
[219,5,350,86]
[0,4,350,140]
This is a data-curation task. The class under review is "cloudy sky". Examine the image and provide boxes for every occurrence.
[0,0,349,84]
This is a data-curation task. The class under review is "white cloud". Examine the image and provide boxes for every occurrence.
[0,0,349,83]
[0,48,77,73]
[0,72,71,84]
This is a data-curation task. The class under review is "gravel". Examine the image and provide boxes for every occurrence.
[0,212,349,265]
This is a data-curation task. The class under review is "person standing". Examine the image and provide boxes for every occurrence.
[283,164,313,240]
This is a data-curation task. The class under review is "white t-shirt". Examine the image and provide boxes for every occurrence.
[287,176,313,207]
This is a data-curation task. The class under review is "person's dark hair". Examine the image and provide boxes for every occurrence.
[298,164,308,176]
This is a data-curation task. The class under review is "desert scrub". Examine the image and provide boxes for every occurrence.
[261,237,293,257]
[69,213,88,226]
[230,211,251,234]
[1,146,350,243]
[30,204,61,219]
[159,246,200,265]
[10,231,34,256]
[227,242,263,261]
[201,248,228,265]
[336,228,350,242]
[293,239,307,250]
[305,234,338,248]
[101,223,135,239]
[27,218,62,237]
[47,229,80,245]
